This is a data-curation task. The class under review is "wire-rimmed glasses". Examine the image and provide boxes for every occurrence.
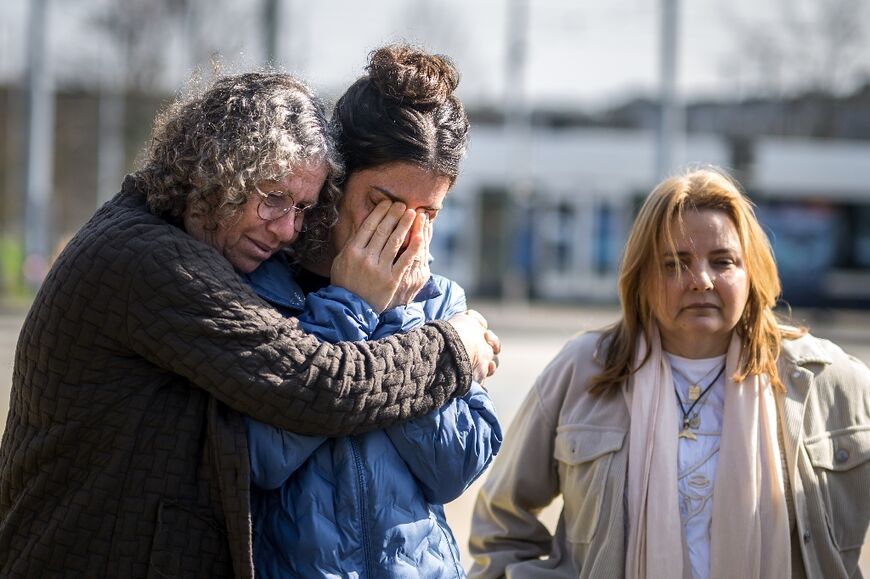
[255,191,315,229]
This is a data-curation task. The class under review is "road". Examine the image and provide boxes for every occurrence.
[1,301,868,574]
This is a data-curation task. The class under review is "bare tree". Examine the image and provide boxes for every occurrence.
[726,0,869,96]
[83,0,250,203]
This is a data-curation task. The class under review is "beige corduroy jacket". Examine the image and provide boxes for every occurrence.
[470,331,870,578]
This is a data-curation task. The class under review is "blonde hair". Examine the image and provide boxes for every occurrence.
[590,167,804,395]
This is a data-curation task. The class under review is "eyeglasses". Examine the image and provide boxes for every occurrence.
[255,191,315,226]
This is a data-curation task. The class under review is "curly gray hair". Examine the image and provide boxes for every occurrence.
[134,71,343,237]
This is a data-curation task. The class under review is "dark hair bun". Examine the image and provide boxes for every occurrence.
[366,44,459,108]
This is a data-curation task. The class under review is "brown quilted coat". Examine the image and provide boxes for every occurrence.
[0,178,472,578]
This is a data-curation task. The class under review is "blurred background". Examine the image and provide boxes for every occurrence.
[1,0,870,573]
[1,0,870,306]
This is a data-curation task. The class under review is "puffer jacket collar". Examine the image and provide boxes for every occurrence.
[242,252,306,313]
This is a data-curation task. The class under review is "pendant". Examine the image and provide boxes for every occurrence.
[687,385,701,401]
[679,427,697,441]
[689,415,701,429]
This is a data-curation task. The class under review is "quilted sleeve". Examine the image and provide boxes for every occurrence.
[386,382,502,503]
[383,279,503,502]
[122,234,473,437]
[245,418,326,490]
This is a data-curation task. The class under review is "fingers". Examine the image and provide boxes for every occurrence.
[333,202,430,313]
[392,213,428,273]
[347,199,416,260]
[385,214,431,310]
[487,354,499,378]
[484,329,500,378]
[372,205,415,262]
[418,212,433,251]
[484,328,501,355]
[447,310,502,383]
[408,213,431,273]
[465,309,488,330]
[422,214,433,264]
[348,199,394,249]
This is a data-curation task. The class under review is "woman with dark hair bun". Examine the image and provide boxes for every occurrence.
[242,45,500,577]
[331,43,467,176]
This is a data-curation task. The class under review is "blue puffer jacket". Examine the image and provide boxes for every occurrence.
[243,253,502,578]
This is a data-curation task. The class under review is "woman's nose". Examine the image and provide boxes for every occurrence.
[266,211,301,244]
[689,266,714,291]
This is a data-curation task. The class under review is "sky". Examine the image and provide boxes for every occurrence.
[1,0,869,110]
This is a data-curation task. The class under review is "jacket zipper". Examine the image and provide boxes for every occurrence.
[350,436,374,578]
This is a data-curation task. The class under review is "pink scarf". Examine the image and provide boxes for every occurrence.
[623,329,790,579]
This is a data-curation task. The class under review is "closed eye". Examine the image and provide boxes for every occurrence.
[367,192,386,209]
[366,189,439,220]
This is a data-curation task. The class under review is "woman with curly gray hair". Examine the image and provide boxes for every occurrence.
[139,72,342,273]
[0,70,499,578]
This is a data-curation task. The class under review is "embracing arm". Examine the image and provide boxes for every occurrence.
[263,273,503,500]
[123,235,472,437]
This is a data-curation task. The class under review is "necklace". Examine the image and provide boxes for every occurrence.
[674,364,725,441]
[675,361,724,402]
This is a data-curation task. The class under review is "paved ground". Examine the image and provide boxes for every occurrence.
[1,301,868,573]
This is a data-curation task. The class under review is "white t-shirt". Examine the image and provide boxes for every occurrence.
[666,352,727,579]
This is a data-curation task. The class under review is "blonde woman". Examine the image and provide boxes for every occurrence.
[469,167,870,579]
